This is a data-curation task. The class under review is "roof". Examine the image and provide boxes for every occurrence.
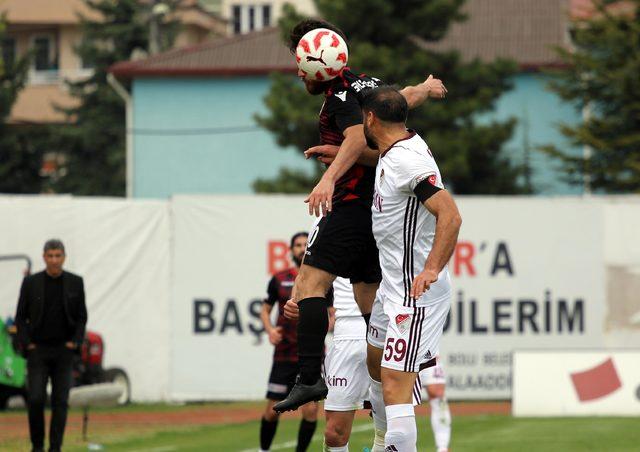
[0,0,99,25]
[0,0,224,31]
[110,27,296,78]
[424,0,571,68]
[112,0,619,79]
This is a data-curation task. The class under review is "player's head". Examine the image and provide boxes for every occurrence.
[290,19,347,95]
[361,86,408,150]
[290,231,308,267]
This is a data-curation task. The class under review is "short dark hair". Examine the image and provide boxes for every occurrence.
[362,86,408,124]
[289,19,347,53]
[290,231,309,248]
[44,239,65,254]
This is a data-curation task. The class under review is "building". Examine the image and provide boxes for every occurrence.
[111,0,593,198]
[0,0,226,124]
[110,28,305,198]
[200,0,316,35]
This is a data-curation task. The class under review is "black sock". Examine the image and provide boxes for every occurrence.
[296,419,317,452]
[297,297,328,385]
[362,312,371,328]
[260,416,278,450]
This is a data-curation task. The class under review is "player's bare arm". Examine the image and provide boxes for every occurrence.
[305,124,367,216]
[410,190,462,299]
[305,144,379,167]
[260,302,283,345]
[400,74,448,108]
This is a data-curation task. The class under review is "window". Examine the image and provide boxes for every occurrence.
[232,5,241,34]
[248,6,255,31]
[33,36,55,71]
[262,5,271,28]
[1,37,16,67]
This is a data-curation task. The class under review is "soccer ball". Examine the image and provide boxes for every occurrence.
[296,28,348,81]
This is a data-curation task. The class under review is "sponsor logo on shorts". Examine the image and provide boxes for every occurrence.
[424,350,432,360]
[385,446,399,452]
[368,325,379,338]
[326,375,348,387]
[395,314,411,335]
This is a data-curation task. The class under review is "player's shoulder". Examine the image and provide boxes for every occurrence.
[326,69,383,104]
[382,131,428,160]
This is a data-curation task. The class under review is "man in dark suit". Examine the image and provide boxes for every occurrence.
[15,239,88,452]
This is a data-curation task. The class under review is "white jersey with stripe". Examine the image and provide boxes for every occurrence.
[332,276,366,340]
[371,131,451,307]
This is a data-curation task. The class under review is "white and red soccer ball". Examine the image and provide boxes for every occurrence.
[296,28,348,81]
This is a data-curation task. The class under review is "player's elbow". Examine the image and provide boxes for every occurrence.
[452,212,462,230]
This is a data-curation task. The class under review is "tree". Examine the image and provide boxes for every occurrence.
[51,0,178,196]
[255,1,526,194]
[0,17,48,194]
[541,0,640,193]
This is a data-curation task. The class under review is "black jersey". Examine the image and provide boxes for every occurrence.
[319,69,383,207]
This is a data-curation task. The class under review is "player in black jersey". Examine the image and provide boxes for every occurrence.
[274,18,447,413]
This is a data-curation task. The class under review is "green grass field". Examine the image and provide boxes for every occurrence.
[1,404,639,451]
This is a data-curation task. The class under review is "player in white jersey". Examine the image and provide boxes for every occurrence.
[419,358,451,452]
[362,87,462,452]
[285,275,424,452]
[323,277,369,451]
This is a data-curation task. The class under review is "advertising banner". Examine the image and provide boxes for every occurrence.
[169,196,607,400]
[513,351,640,416]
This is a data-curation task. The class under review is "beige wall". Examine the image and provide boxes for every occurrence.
[220,0,316,34]
[5,20,217,123]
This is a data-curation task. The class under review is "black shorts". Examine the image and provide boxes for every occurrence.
[304,201,382,284]
[266,361,298,400]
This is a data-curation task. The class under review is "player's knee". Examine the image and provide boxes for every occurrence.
[427,385,445,399]
[366,351,381,381]
[324,421,349,446]
[264,404,280,421]
[301,402,318,421]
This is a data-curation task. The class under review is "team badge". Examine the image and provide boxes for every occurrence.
[428,174,437,185]
[395,314,411,334]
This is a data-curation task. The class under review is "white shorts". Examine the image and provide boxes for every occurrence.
[367,295,450,373]
[419,357,446,386]
[324,338,369,411]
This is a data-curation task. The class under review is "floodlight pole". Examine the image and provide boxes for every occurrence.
[107,73,133,198]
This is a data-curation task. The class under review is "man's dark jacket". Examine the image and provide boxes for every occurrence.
[15,270,88,350]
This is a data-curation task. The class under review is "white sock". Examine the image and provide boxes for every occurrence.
[369,377,387,452]
[385,404,417,452]
[430,398,451,452]
[323,443,349,451]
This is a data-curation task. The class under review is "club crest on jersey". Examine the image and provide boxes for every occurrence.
[428,174,437,185]
[395,314,411,334]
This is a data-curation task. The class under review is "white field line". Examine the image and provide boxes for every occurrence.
[238,423,374,452]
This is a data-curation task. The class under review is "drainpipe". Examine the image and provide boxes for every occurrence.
[107,73,133,198]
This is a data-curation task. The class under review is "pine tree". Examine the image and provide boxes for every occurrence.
[52,0,178,195]
[541,0,640,193]
[255,1,525,194]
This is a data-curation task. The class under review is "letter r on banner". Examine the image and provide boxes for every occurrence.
[454,241,476,276]
[268,241,289,275]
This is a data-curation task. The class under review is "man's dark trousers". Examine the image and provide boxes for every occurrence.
[27,345,74,452]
